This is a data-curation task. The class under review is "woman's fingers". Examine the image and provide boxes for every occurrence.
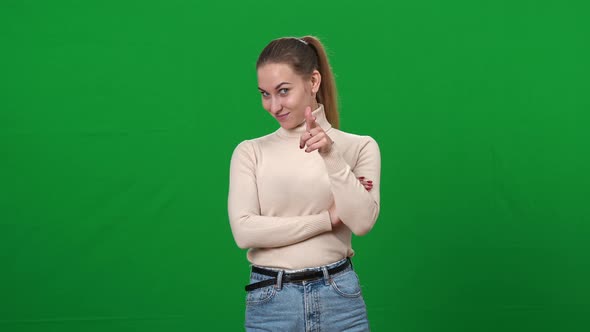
[305,106,317,131]
[299,130,313,149]
[304,132,327,152]
[300,127,321,148]
[301,128,331,152]
[299,114,334,152]
[357,177,373,191]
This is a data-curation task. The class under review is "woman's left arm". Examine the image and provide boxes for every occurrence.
[301,108,381,235]
[319,137,381,235]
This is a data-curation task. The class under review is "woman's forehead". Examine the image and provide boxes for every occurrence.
[257,63,302,86]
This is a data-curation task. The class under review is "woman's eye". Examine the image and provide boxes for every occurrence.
[279,88,289,95]
[260,91,270,97]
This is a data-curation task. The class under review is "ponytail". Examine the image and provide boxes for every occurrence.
[257,36,340,129]
[301,36,339,129]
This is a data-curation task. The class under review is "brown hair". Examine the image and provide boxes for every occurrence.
[256,36,340,129]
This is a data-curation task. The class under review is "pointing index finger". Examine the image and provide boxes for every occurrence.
[305,106,316,131]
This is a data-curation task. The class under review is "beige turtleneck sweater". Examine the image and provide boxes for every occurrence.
[228,105,381,270]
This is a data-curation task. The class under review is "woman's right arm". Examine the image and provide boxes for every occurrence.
[228,141,333,249]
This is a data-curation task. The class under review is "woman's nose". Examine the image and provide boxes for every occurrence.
[270,98,282,114]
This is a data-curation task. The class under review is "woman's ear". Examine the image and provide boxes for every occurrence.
[310,70,321,94]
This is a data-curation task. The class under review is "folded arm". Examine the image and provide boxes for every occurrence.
[227,141,332,249]
[319,137,381,235]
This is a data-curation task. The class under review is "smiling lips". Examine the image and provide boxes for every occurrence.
[276,112,290,122]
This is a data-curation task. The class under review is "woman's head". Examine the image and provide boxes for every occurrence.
[256,36,339,129]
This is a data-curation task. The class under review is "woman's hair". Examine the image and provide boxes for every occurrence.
[256,36,340,129]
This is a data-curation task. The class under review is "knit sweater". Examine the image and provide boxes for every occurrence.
[228,104,381,270]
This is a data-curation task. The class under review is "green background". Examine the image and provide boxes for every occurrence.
[1,0,589,331]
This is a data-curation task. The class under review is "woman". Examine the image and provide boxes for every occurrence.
[228,35,381,331]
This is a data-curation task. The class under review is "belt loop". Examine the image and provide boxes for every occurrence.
[348,257,354,270]
[322,267,330,285]
[275,270,284,291]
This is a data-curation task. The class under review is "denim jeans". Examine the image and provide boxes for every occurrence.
[245,258,370,331]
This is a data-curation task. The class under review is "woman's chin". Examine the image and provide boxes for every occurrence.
[278,121,297,130]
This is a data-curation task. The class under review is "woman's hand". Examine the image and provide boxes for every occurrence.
[300,106,334,154]
[328,201,341,226]
[358,177,373,191]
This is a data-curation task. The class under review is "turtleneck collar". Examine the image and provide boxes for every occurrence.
[276,104,333,138]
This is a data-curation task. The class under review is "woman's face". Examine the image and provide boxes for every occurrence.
[257,63,319,130]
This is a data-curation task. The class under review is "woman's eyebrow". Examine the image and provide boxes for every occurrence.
[274,82,291,89]
[258,82,292,92]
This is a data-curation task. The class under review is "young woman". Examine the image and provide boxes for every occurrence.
[228,35,381,331]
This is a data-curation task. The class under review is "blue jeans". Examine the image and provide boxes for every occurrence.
[245,258,370,331]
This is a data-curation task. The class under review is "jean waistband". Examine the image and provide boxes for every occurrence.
[251,257,350,275]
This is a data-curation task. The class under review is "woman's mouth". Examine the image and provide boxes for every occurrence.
[276,112,290,122]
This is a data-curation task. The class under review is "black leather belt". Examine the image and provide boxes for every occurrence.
[245,259,351,292]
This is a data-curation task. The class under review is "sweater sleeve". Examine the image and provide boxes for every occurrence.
[228,140,333,249]
[319,136,381,235]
